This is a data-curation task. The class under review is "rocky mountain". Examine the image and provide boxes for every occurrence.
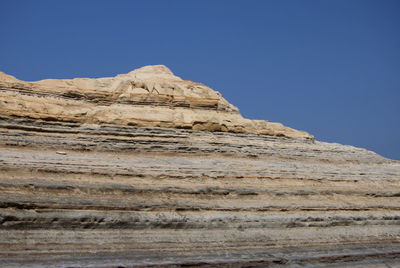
[0,65,399,267]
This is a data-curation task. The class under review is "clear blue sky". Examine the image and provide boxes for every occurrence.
[1,0,399,159]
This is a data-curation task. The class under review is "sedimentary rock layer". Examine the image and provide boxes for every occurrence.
[0,66,311,139]
[0,66,399,267]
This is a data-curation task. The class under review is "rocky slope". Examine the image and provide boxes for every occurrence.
[0,66,311,139]
[0,66,399,267]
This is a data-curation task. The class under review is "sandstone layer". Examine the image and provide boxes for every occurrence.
[0,66,399,267]
[0,66,312,139]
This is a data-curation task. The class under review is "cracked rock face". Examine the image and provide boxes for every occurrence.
[0,66,399,267]
[0,65,312,139]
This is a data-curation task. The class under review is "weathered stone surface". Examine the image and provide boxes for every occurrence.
[0,66,399,267]
[0,65,312,139]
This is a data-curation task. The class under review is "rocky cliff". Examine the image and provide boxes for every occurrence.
[0,66,399,267]
[0,65,311,139]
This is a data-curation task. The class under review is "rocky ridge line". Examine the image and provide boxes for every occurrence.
[0,65,312,139]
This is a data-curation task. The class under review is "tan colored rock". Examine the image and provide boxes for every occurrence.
[0,72,20,83]
[0,65,312,139]
[0,65,399,267]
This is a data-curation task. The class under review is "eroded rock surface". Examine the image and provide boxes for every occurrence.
[0,66,399,267]
[0,65,312,139]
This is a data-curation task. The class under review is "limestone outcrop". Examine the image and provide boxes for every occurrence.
[0,65,312,139]
[0,66,399,267]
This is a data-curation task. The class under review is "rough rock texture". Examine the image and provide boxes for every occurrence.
[0,66,399,267]
[0,65,312,139]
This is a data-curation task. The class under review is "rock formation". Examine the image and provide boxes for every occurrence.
[0,65,312,139]
[0,65,399,267]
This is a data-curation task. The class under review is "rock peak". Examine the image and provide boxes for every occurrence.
[122,65,182,81]
[130,65,174,75]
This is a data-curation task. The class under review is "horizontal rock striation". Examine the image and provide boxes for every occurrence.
[0,66,312,139]
[0,66,399,267]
